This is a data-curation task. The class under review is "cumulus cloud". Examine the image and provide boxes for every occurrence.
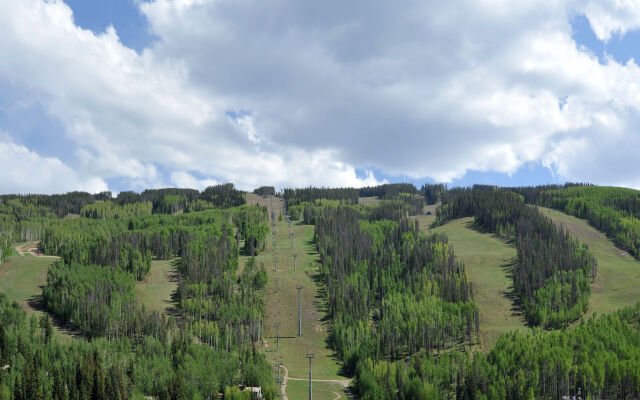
[579,0,640,42]
[0,136,107,194]
[169,171,218,190]
[0,0,640,191]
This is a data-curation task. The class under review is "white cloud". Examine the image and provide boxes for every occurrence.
[169,171,218,190]
[579,0,640,42]
[0,0,639,191]
[0,136,108,194]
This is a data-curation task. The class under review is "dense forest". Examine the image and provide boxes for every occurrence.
[0,184,244,220]
[0,235,9,264]
[3,182,640,399]
[510,184,640,260]
[354,303,640,399]
[80,201,153,219]
[285,183,426,221]
[302,200,478,375]
[0,192,107,218]
[0,292,274,399]
[283,187,359,208]
[0,203,268,281]
[252,186,276,196]
[421,183,446,205]
[436,189,597,328]
[0,183,277,399]
[358,183,418,198]
[42,262,167,340]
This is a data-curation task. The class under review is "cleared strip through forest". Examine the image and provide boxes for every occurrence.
[413,215,529,350]
[134,258,179,315]
[247,195,351,399]
[538,207,640,316]
[0,249,77,340]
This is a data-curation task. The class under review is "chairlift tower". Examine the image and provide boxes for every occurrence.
[274,321,280,351]
[274,357,283,399]
[296,286,303,337]
[306,352,315,400]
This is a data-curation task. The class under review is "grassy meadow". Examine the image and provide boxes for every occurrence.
[0,251,56,315]
[285,379,348,400]
[135,258,179,315]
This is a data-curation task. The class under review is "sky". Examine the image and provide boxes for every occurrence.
[1,0,640,194]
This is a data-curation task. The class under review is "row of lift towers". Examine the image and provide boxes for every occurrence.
[271,200,315,400]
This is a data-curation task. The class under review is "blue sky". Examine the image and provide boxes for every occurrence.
[1,0,640,193]
[571,14,640,65]
[64,0,155,53]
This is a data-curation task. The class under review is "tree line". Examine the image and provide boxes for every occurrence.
[36,206,268,280]
[0,234,10,264]
[358,183,418,198]
[435,189,597,328]
[42,261,168,341]
[0,191,108,219]
[0,291,275,399]
[80,201,153,219]
[0,184,246,220]
[252,186,276,196]
[354,302,640,399]
[511,184,640,260]
[421,183,446,205]
[283,187,359,208]
[311,203,477,374]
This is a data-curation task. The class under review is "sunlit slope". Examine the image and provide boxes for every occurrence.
[538,206,640,316]
[425,218,529,350]
[135,258,179,315]
[0,252,56,313]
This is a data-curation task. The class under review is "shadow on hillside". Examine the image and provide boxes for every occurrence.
[305,238,320,257]
[165,259,183,318]
[27,289,84,339]
[464,220,517,246]
[308,269,332,324]
[498,257,531,326]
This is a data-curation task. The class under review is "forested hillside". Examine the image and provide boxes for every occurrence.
[285,185,479,378]
[0,185,276,399]
[0,235,9,265]
[283,187,359,208]
[512,184,640,260]
[0,292,271,399]
[355,303,640,399]
[316,205,478,372]
[436,189,597,328]
[347,184,640,400]
[2,182,640,400]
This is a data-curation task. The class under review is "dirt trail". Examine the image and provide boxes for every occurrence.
[14,241,59,259]
[280,365,352,399]
[246,193,284,220]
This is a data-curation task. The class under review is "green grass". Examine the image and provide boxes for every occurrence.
[0,252,76,340]
[252,197,346,382]
[285,379,347,400]
[358,196,380,206]
[0,253,55,313]
[426,218,529,350]
[135,259,179,314]
[538,207,640,316]
[245,196,350,396]
[262,219,345,380]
